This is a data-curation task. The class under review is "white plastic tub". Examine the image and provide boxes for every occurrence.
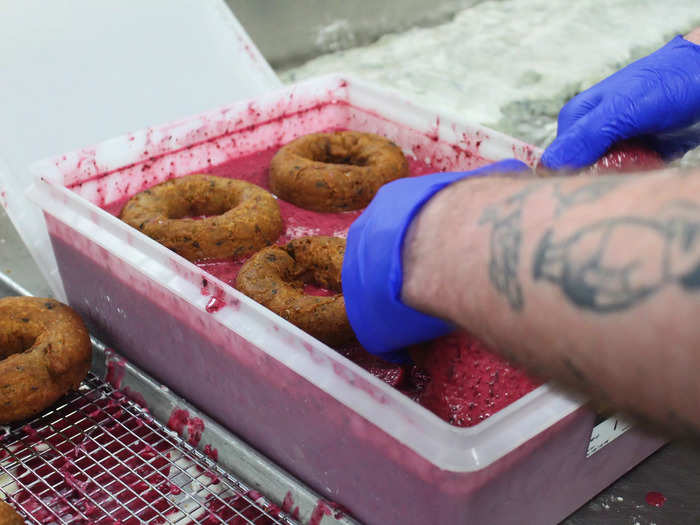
[29,75,663,525]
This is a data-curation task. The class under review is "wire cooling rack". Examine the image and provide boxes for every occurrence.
[0,373,299,525]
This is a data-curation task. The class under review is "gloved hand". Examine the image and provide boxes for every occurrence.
[342,159,530,361]
[541,35,700,170]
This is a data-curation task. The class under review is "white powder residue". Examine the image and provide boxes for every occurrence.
[285,224,321,240]
[282,0,700,157]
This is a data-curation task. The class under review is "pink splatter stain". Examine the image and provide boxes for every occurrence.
[186,417,205,447]
[106,356,126,389]
[645,491,667,508]
[167,408,206,447]
[590,140,664,174]
[203,444,219,461]
[281,491,295,513]
[205,295,226,313]
[303,283,336,297]
[309,500,333,525]
[167,408,190,435]
[22,425,40,442]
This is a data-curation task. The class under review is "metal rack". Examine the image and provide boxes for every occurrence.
[0,211,356,525]
[0,374,298,525]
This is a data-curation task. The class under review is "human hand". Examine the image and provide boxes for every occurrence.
[342,159,530,361]
[541,35,700,170]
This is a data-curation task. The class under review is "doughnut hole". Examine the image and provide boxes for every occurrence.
[0,319,43,360]
[269,131,409,212]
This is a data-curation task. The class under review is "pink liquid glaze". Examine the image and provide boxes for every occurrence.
[203,444,218,462]
[590,140,664,174]
[281,491,295,514]
[309,500,333,525]
[103,140,537,428]
[194,493,277,525]
[196,145,535,426]
[167,408,190,435]
[645,491,667,508]
[121,387,148,410]
[303,283,336,297]
[21,425,40,442]
[205,296,226,314]
[7,394,178,524]
[186,417,205,447]
[106,356,126,390]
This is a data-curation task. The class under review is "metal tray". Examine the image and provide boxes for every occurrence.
[0,274,356,525]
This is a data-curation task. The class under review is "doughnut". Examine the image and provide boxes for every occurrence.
[269,131,409,212]
[0,297,91,425]
[0,500,23,525]
[120,174,283,261]
[235,236,354,346]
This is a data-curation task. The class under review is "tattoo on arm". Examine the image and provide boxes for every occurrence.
[479,177,628,311]
[552,177,626,216]
[533,200,700,312]
[479,183,541,310]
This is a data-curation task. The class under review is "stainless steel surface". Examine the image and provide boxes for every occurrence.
[0,206,51,298]
[0,374,298,524]
[226,0,487,69]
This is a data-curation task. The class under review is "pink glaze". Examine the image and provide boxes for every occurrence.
[121,387,148,410]
[167,408,190,435]
[417,333,541,427]
[5,392,279,525]
[21,425,40,442]
[167,408,205,447]
[128,141,535,427]
[281,491,295,513]
[309,500,333,525]
[196,493,277,525]
[303,283,336,297]
[186,417,205,447]
[203,444,219,461]
[106,355,126,390]
[8,393,178,524]
[590,140,664,174]
[645,491,667,508]
[205,296,226,313]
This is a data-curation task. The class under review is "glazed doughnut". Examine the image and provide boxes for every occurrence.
[0,297,91,425]
[0,500,23,525]
[235,236,354,346]
[120,174,283,261]
[269,131,409,212]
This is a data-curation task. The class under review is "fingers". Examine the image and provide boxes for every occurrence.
[542,103,636,170]
[644,122,700,161]
[556,91,603,133]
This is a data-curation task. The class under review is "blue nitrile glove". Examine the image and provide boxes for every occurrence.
[541,35,700,170]
[342,159,530,361]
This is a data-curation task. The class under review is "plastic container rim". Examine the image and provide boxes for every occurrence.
[27,74,587,473]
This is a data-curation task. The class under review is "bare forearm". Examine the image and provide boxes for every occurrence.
[403,168,700,436]
[687,27,700,44]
